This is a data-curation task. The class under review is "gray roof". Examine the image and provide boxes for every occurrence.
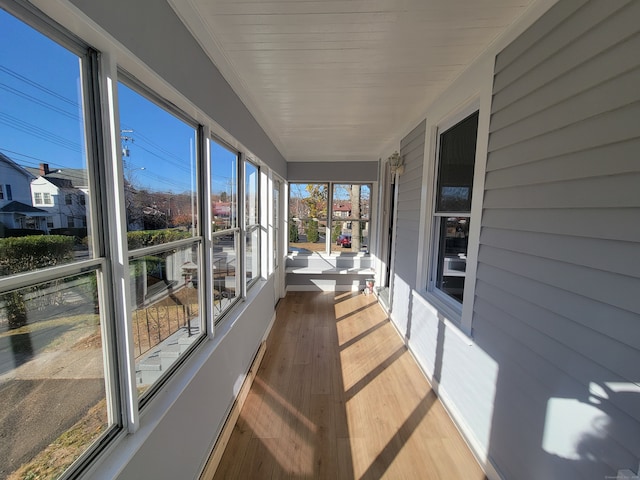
[25,167,88,188]
[0,201,48,214]
[0,153,36,180]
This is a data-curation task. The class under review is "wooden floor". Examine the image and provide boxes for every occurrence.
[211,291,486,480]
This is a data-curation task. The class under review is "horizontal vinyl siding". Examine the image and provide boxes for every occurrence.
[480,0,640,479]
[393,120,426,293]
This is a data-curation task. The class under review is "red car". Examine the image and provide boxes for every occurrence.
[336,234,351,247]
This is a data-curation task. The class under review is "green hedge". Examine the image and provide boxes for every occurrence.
[127,229,191,250]
[0,235,74,276]
[0,235,75,329]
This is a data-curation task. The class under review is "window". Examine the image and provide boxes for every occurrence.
[430,111,478,304]
[331,184,371,254]
[273,179,281,269]
[210,139,240,322]
[288,183,328,253]
[118,79,203,401]
[245,160,260,286]
[288,183,372,255]
[1,3,271,478]
[0,7,110,479]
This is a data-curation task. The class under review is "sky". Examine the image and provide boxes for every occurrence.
[0,8,232,197]
[0,9,86,179]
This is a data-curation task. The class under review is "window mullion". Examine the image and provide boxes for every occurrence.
[239,152,246,298]
[104,63,140,432]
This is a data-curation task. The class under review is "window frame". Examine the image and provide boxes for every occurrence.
[0,1,277,476]
[288,182,373,256]
[116,72,207,407]
[209,136,242,324]
[425,105,481,331]
[0,2,123,476]
[244,157,261,289]
[330,182,372,254]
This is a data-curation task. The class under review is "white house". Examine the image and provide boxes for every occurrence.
[0,152,48,231]
[27,163,89,230]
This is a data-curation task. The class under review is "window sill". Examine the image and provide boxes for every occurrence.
[287,251,370,258]
[286,267,374,275]
[417,289,474,343]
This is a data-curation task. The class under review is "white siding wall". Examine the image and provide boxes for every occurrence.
[389,1,640,480]
[480,0,640,478]
[390,120,425,333]
[0,163,32,207]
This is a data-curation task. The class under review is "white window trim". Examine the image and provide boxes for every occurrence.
[420,97,487,337]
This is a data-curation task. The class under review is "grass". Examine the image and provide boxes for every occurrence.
[8,400,108,480]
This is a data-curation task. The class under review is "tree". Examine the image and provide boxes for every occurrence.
[303,184,327,218]
[289,220,299,243]
[306,219,319,243]
[350,184,361,251]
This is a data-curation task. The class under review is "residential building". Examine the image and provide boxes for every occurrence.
[0,152,48,231]
[27,163,89,230]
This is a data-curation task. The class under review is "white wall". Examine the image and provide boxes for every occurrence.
[0,161,32,207]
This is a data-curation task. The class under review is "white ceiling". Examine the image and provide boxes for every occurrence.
[170,0,533,162]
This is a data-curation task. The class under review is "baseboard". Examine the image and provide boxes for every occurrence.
[199,340,267,479]
[386,308,503,480]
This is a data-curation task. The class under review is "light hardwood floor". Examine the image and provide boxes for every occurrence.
[210,291,486,479]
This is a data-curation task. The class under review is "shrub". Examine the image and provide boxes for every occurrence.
[288,221,299,243]
[127,229,191,250]
[0,235,74,276]
[306,220,319,243]
[0,235,74,328]
[4,228,46,237]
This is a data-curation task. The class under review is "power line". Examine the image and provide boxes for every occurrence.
[0,113,82,152]
[0,82,79,120]
[0,65,78,107]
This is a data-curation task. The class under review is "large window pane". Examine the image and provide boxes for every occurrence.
[431,110,478,304]
[0,272,110,478]
[245,161,258,227]
[435,112,479,213]
[130,245,202,397]
[246,227,260,285]
[331,184,371,254]
[118,83,197,249]
[288,183,327,253]
[212,231,238,322]
[435,216,470,302]
[210,140,237,232]
[0,9,95,272]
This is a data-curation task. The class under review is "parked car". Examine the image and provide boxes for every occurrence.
[336,234,351,248]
